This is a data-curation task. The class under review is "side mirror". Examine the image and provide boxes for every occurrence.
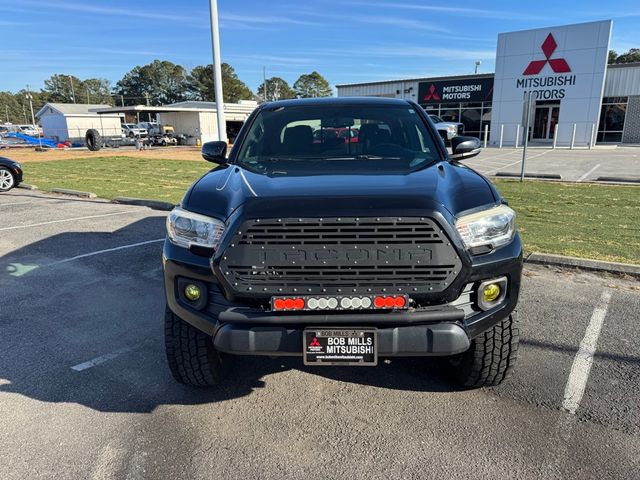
[202,141,227,163]
[450,136,481,160]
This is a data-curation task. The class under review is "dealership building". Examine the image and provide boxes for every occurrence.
[337,20,640,146]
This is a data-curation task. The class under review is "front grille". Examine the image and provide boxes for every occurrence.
[218,217,462,296]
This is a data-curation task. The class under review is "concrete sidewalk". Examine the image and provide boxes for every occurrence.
[462,146,640,182]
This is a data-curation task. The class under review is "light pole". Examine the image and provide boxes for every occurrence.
[208,0,226,142]
[25,85,43,150]
[474,60,481,74]
[69,75,76,103]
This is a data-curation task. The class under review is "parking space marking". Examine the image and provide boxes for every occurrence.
[577,164,601,182]
[562,290,612,414]
[0,201,37,207]
[47,238,165,267]
[71,346,135,371]
[0,211,138,232]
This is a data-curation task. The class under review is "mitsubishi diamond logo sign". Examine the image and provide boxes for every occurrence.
[523,33,571,75]
[423,84,441,101]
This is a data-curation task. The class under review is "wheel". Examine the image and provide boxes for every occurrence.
[164,306,231,386]
[0,167,15,192]
[85,129,102,151]
[446,314,519,388]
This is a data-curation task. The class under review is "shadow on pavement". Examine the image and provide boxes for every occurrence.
[0,215,458,414]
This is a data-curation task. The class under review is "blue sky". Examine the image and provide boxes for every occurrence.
[0,0,639,94]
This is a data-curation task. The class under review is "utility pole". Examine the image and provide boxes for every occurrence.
[121,95,125,107]
[69,75,76,103]
[86,86,90,104]
[25,85,43,150]
[22,102,27,123]
[263,66,267,101]
[209,0,226,142]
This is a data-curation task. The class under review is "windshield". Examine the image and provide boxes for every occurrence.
[236,104,441,174]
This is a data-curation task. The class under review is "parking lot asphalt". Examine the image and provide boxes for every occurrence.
[1,190,639,479]
[463,146,640,182]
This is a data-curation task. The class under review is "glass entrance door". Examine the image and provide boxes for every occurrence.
[532,104,560,140]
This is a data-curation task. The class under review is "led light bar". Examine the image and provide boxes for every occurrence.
[270,295,409,312]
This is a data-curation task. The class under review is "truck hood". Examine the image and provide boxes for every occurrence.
[185,161,496,220]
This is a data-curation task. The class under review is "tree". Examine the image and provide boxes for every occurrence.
[256,77,296,102]
[293,71,332,98]
[615,48,640,64]
[114,60,189,106]
[82,78,113,105]
[187,63,254,103]
[608,50,618,64]
[43,74,84,103]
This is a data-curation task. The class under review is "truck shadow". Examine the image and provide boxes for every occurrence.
[0,215,458,414]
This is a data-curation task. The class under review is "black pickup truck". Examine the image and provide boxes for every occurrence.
[163,97,522,388]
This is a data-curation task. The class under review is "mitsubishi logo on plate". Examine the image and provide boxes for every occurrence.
[423,84,441,101]
[523,33,571,75]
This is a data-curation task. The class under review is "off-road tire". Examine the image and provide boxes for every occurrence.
[447,313,519,388]
[85,129,102,151]
[164,306,230,386]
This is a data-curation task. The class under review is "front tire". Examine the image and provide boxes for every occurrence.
[164,307,231,386]
[446,314,519,388]
[0,167,15,192]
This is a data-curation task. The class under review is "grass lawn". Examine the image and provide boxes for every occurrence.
[24,156,211,203]
[22,156,640,264]
[495,180,640,264]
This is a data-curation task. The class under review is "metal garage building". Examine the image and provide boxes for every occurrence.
[36,103,124,144]
[95,100,258,145]
[337,20,640,146]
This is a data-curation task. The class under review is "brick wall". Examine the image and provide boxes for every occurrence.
[623,96,640,143]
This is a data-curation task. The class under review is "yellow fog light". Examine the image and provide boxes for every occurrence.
[483,283,501,303]
[184,284,201,302]
[477,277,507,311]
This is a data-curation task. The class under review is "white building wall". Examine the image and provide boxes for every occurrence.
[604,64,640,97]
[40,112,69,142]
[491,20,612,147]
[337,81,420,101]
[157,112,204,145]
[65,115,122,140]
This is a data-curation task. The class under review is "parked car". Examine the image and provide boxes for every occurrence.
[122,123,148,138]
[0,157,23,192]
[428,114,464,143]
[17,124,40,137]
[162,97,521,389]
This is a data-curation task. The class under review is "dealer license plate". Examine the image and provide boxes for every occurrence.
[303,328,377,366]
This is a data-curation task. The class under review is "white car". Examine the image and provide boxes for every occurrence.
[428,115,464,142]
[18,124,40,136]
[122,123,148,138]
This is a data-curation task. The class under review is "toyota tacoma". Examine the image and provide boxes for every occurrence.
[163,97,521,388]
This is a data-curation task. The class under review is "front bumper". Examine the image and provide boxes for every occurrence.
[163,233,522,357]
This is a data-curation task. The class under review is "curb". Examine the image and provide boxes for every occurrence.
[112,197,174,211]
[51,188,97,198]
[496,172,562,180]
[17,183,38,190]
[595,176,640,184]
[526,252,640,278]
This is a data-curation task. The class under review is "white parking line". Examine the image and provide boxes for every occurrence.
[47,238,165,266]
[562,290,612,414]
[0,201,35,207]
[0,211,137,232]
[577,164,601,182]
[71,346,135,371]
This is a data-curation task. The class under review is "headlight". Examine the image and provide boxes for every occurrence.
[166,207,225,249]
[455,205,516,249]
[447,125,457,132]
